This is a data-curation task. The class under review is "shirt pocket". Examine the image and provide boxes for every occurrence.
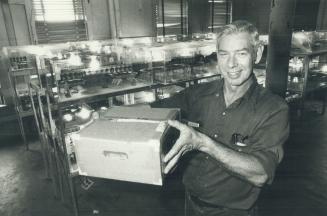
[230,125,255,153]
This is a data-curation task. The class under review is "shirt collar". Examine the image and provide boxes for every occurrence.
[197,75,260,107]
[227,75,259,109]
[240,75,259,102]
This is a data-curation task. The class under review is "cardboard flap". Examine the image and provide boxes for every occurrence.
[100,106,180,121]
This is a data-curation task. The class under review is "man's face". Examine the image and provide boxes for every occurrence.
[217,32,256,87]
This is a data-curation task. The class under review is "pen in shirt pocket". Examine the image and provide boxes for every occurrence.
[181,119,200,128]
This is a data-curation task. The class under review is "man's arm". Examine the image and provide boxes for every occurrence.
[201,134,269,187]
[165,104,289,187]
[164,120,268,187]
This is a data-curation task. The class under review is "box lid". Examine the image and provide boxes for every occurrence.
[78,106,179,142]
[79,120,164,142]
[100,106,179,121]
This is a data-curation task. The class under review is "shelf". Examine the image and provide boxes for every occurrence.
[11,68,35,76]
[57,74,220,108]
[288,43,327,116]
[155,74,219,88]
[291,47,327,57]
[58,81,153,108]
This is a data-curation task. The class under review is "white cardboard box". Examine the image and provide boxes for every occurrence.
[65,106,179,186]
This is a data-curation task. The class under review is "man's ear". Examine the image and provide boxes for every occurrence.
[254,45,264,64]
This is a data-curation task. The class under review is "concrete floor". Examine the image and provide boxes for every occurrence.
[1,110,327,216]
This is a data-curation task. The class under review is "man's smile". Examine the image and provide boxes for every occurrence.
[227,70,242,78]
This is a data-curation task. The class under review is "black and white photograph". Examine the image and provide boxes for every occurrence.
[0,0,327,215]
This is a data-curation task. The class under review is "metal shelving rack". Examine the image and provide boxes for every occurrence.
[288,48,327,115]
[2,37,220,216]
[46,74,220,216]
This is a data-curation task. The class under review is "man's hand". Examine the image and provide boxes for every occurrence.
[163,120,209,174]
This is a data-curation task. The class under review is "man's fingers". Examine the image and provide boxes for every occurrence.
[163,120,195,174]
[164,149,183,174]
[164,137,183,163]
[168,120,188,131]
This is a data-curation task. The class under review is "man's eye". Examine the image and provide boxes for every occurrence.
[237,52,248,56]
[218,53,227,57]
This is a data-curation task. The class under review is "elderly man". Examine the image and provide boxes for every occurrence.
[152,20,289,216]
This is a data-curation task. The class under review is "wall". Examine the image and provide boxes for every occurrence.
[232,0,271,34]
[188,0,210,34]
[114,0,156,38]
[293,0,320,31]
[317,0,327,30]
[0,0,33,47]
[84,0,112,40]
[8,0,32,45]
[0,0,33,116]
[232,0,323,33]
[0,1,10,48]
[84,0,156,39]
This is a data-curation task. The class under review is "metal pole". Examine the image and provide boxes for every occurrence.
[265,0,297,97]
[108,0,118,39]
[180,0,183,35]
[161,0,166,37]
[29,85,50,178]
[57,105,79,216]
[225,0,229,24]
[211,0,214,32]
[7,71,28,150]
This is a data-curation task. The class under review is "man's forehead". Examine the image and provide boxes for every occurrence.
[217,32,252,50]
[219,32,251,40]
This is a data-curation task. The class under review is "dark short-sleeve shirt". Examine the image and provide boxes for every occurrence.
[151,78,289,210]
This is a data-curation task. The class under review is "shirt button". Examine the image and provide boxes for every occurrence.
[222,112,226,116]
[214,134,218,138]
[215,93,219,97]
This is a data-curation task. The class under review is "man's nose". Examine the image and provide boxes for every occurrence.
[227,55,237,67]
